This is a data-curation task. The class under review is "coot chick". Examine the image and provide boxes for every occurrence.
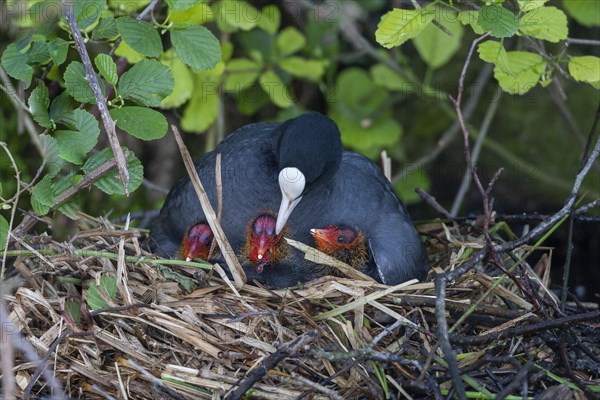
[310,225,368,272]
[179,223,214,262]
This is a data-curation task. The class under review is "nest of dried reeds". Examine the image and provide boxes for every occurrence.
[3,212,599,400]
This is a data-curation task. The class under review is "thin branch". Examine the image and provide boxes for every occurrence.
[0,143,20,281]
[63,3,129,194]
[566,37,600,46]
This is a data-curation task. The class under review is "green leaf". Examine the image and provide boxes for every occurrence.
[494,51,547,95]
[92,16,119,40]
[224,58,262,92]
[73,0,106,30]
[276,27,306,56]
[259,70,293,108]
[478,41,512,74]
[519,6,568,42]
[568,56,600,89]
[563,0,600,27]
[39,135,64,178]
[118,60,175,106]
[215,0,261,32]
[393,168,431,205]
[257,5,281,35]
[458,11,485,35]
[54,109,100,164]
[29,82,52,129]
[83,148,143,195]
[47,38,69,66]
[166,0,201,11]
[478,5,519,38]
[375,8,435,48]
[1,43,33,86]
[413,16,464,69]
[170,24,222,71]
[27,41,51,65]
[370,63,408,91]
[64,300,81,323]
[64,61,106,104]
[110,107,168,140]
[170,2,213,24]
[0,215,8,251]
[279,57,327,82]
[87,275,117,310]
[49,92,75,124]
[117,16,162,57]
[94,54,118,86]
[182,72,220,133]
[160,50,194,108]
[31,175,55,215]
[518,0,550,11]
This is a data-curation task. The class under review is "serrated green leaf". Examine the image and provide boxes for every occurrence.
[563,0,600,27]
[279,57,327,81]
[478,5,519,38]
[83,148,143,195]
[375,8,435,48]
[31,175,55,215]
[494,51,547,95]
[1,43,33,86]
[413,16,464,69]
[170,2,213,24]
[28,41,51,65]
[518,0,550,12]
[257,5,281,35]
[370,63,408,91]
[182,72,220,133]
[215,0,260,32]
[49,92,75,123]
[166,0,201,11]
[54,109,100,164]
[117,16,162,57]
[259,70,293,108]
[110,107,168,140]
[118,60,175,106]
[64,61,106,104]
[478,41,512,74]
[160,50,194,108]
[458,11,485,35]
[170,24,221,71]
[224,58,262,92]
[92,16,119,40]
[29,82,52,129]
[276,27,306,56]
[94,54,118,86]
[58,201,80,220]
[87,275,117,310]
[39,134,64,178]
[568,56,600,88]
[73,0,106,30]
[519,6,568,42]
[0,215,8,251]
[47,38,69,66]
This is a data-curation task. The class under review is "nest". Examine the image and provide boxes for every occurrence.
[3,213,599,399]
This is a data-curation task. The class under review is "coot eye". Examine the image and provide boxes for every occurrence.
[337,236,345,243]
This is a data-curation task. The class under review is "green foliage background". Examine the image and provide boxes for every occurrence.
[0,0,598,243]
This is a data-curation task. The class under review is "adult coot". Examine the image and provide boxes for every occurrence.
[151,113,428,286]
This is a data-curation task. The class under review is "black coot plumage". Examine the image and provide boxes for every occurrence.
[151,112,428,287]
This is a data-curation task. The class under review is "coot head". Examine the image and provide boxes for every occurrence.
[275,113,342,234]
[179,223,214,261]
[246,214,284,273]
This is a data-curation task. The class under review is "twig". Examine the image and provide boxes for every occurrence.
[171,125,246,288]
[380,150,391,182]
[0,143,20,281]
[451,86,502,216]
[208,153,223,259]
[22,330,69,400]
[416,188,453,219]
[225,330,319,399]
[0,301,17,400]
[566,37,600,46]
[64,3,129,194]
